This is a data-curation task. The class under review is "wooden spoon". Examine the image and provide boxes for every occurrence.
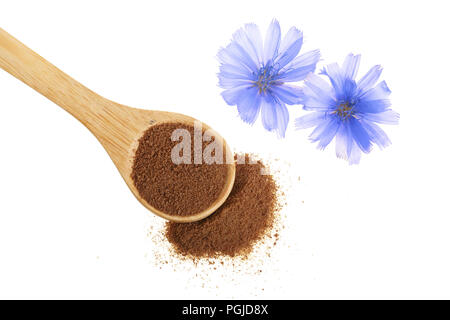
[0,28,236,223]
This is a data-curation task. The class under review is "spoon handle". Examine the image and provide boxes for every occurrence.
[0,28,113,133]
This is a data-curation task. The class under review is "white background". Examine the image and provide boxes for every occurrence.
[0,0,449,299]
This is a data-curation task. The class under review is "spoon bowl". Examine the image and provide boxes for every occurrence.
[0,28,235,223]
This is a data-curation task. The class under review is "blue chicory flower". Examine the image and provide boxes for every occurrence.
[218,19,320,137]
[295,53,399,164]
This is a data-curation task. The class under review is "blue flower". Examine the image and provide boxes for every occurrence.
[295,54,399,164]
[218,20,320,137]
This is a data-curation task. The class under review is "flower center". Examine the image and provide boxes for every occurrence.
[333,102,356,120]
[254,65,280,94]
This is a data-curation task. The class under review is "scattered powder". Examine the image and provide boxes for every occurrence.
[146,154,296,296]
[131,122,228,216]
[165,154,279,258]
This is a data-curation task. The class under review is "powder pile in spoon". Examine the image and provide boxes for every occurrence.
[165,154,279,258]
[131,122,229,216]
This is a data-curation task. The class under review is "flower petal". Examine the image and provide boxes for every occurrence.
[357,99,391,114]
[349,119,372,153]
[300,73,336,111]
[232,24,263,68]
[348,141,362,165]
[309,117,334,141]
[275,102,290,138]
[270,84,303,105]
[315,119,340,150]
[283,49,320,72]
[218,76,252,89]
[303,73,334,99]
[302,98,335,111]
[236,87,262,124]
[342,53,361,80]
[361,120,391,149]
[295,112,327,129]
[264,19,281,64]
[260,96,289,137]
[221,85,253,105]
[276,49,320,82]
[279,27,302,54]
[218,46,238,66]
[218,64,253,88]
[363,110,399,125]
[219,63,252,80]
[357,65,382,93]
[322,62,344,95]
[244,23,264,65]
[335,124,350,159]
[341,78,357,101]
[275,27,303,69]
[218,44,250,71]
[277,63,316,82]
[360,80,391,101]
[345,124,354,159]
[342,124,362,164]
[219,42,259,73]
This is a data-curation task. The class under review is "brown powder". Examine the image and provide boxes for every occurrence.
[131,122,228,216]
[165,154,278,258]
